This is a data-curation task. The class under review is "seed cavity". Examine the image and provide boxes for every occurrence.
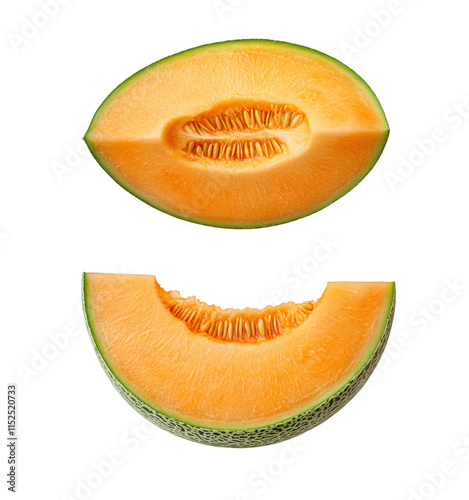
[184,139,284,160]
[165,100,309,163]
[163,292,315,343]
[182,104,303,137]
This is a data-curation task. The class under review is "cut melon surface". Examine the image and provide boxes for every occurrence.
[83,273,395,447]
[84,40,389,228]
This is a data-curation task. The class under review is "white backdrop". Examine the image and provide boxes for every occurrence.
[2,0,469,499]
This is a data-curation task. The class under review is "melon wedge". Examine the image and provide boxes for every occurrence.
[84,40,389,228]
[83,273,395,447]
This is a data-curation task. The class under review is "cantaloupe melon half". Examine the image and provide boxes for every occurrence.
[84,40,389,228]
[83,273,395,447]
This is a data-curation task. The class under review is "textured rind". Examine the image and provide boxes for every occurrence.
[84,289,395,448]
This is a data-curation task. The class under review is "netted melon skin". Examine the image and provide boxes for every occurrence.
[86,293,394,448]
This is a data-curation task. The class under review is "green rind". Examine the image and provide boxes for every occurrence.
[83,39,389,229]
[82,275,395,448]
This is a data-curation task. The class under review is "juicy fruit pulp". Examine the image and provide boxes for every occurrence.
[84,40,389,228]
[83,273,395,447]
[171,100,305,161]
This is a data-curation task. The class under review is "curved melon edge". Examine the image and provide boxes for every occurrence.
[84,130,389,229]
[82,275,395,448]
[84,39,389,139]
[83,38,389,229]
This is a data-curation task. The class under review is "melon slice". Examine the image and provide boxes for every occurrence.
[83,273,395,447]
[84,40,389,228]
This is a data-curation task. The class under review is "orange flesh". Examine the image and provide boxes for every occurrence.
[84,274,394,429]
[85,41,388,226]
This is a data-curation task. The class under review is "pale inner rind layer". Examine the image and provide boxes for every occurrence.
[84,274,394,429]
